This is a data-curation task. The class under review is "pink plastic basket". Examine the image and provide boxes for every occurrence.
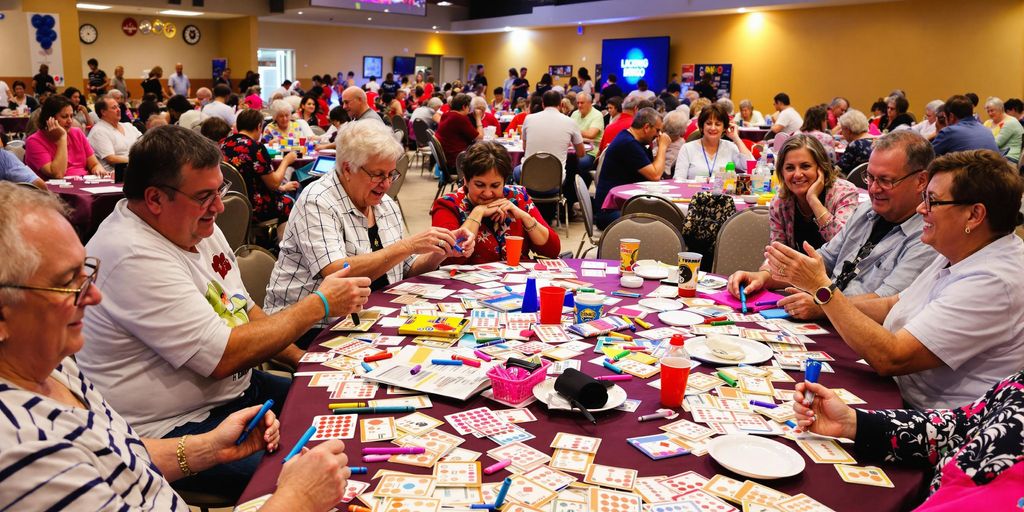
[486,360,551,404]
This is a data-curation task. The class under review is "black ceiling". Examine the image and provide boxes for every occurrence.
[451,0,598,20]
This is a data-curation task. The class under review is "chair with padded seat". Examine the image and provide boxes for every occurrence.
[427,131,460,201]
[590,150,607,191]
[233,244,277,308]
[215,191,250,251]
[712,206,771,276]
[520,152,569,238]
[220,161,248,198]
[391,115,408,147]
[173,487,235,512]
[621,193,687,232]
[387,153,410,232]
[685,129,703,143]
[596,213,685,265]
[573,174,600,257]
[846,161,869,189]
[412,118,433,174]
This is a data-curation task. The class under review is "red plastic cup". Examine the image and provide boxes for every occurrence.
[505,236,524,266]
[299,137,307,146]
[538,286,566,324]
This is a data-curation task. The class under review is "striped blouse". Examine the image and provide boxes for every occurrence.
[0,357,185,510]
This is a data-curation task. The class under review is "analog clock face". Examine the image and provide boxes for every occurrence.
[183,24,201,45]
[79,23,98,44]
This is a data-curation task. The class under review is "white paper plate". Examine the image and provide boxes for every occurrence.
[638,298,684,312]
[697,273,729,290]
[658,310,706,327]
[685,336,774,365]
[532,378,627,412]
[635,266,669,280]
[708,434,805,479]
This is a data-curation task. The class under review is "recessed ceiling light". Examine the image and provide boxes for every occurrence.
[76,3,111,9]
[503,26,512,32]
[159,9,203,16]
[432,25,437,29]
[738,7,747,13]
[367,17,373,20]
[297,10,303,14]
[437,1,452,6]
[384,8,389,12]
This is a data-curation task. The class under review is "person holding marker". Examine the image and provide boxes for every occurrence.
[266,120,474,348]
[431,141,560,265]
[0,183,350,511]
[792,370,1024,510]
[767,150,1024,410]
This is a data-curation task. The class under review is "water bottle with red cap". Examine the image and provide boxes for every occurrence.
[660,334,691,408]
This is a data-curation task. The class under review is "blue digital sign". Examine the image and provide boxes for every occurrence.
[601,36,670,94]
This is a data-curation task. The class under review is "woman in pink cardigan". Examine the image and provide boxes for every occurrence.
[768,134,858,249]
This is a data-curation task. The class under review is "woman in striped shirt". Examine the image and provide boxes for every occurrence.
[0,182,350,511]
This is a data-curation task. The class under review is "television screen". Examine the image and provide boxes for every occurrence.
[310,0,426,16]
[600,36,670,94]
[394,56,416,77]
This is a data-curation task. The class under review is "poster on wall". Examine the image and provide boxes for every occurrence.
[363,56,383,79]
[26,13,65,86]
[548,65,573,78]
[694,63,732,98]
[212,59,227,82]
[680,64,695,91]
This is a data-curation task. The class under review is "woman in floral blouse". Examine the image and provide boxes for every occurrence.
[769,134,859,250]
[793,370,1024,510]
[222,109,299,233]
[430,141,560,264]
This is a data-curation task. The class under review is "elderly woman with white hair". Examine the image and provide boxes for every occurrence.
[912,100,944,141]
[262,99,314,145]
[984,97,1023,162]
[732,99,765,127]
[662,109,689,176]
[471,95,501,136]
[835,109,875,176]
[264,120,474,342]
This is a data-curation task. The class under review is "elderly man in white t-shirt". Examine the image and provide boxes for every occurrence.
[201,84,237,127]
[87,96,142,174]
[770,92,803,134]
[78,125,371,497]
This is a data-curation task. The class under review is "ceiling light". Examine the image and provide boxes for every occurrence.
[384,8,389,12]
[738,7,747,13]
[503,26,512,32]
[298,10,303,14]
[437,1,452,6]
[367,17,373,20]
[159,9,203,16]
[435,30,439,33]
[76,3,112,9]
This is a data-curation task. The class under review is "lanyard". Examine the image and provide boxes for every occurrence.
[701,140,721,174]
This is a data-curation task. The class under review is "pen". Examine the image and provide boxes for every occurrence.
[362,446,426,455]
[476,339,507,347]
[596,374,632,381]
[784,420,798,429]
[328,402,366,409]
[342,262,361,328]
[717,371,737,387]
[236,399,274,445]
[363,454,391,462]
[638,410,673,422]
[483,459,512,474]
[755,300,778,306]
[612,349,631,361]
[470,504,497,510]
[602,360,624,374]
[703,315,728,324]
[347,466,368,474]
[494,478,513,508]
[504,285,514,292]
[578,288,596,293]
[452,236,465,254]
[334,406,416,414]
[283,425,317,463]
[432,358,463,366]
[611,291,641,298]
[740,286,747,314]
[749,399,777,409]
[804,359,822,405]
[349,506,372,512]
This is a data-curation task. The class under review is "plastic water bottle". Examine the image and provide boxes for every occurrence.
[660,334,691,407]
[712,165,726,194]
[724,162,737,194]
[764,149,776,193]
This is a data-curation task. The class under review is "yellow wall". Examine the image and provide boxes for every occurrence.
[463,0,1024,115]
[257,21,465,84]
[5,0,82,86]
[217,16,259,76]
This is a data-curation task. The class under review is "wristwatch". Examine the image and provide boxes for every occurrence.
[813,282,838,305]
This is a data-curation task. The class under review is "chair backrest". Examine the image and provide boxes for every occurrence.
[310,125,325,136]
[846,161,869,189]
[233,244,277,308]
[426,131,450,172]
[392,115,407,136]
[685,129,703,142]
[621,193,687,231]
[216,191,251,250]
[413,118,431,148]
[520,152,563,194]
[597,213,685,265]
[220,161,248,198]
[8,146,25,162]
[682,191,737,271]
[573,174,595,239]
[5,139,25,149]
[593,150,607,190]
[387,153,410,200]
[712,206,771,275]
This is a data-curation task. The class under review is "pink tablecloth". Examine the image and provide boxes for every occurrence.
[601,181,757,211]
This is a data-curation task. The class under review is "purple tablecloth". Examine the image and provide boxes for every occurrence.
[47,179,124,242]
[737,127,772,142]
[238,259,925,510]
[602,181,758,212]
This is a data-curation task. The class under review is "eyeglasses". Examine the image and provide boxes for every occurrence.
[0,257,99,306]
[158,180,232,209]
[921,192,972,213]
[359,167,401,184]
[862,169,924,191]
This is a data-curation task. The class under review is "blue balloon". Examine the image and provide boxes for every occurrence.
[41,15,55,29]
[31,14,43,28]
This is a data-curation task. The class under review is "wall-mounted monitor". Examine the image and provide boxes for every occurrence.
[600,36,670,94]
[363,56,383,79]
[394,56,416,76]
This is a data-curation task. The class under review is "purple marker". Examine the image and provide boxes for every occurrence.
[362,446,426,455]
[410,364,422,375]
[749,399,777,409]
[804,359,822,405]
[755,300,778,306]
[595,374,632,382]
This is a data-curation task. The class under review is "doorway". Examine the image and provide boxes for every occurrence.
[441,57,463,86]
[415,54,440,81]
[257,48,295,101]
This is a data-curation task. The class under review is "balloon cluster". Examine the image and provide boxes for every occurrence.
[31,14,58,50]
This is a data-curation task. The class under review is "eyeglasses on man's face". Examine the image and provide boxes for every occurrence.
[158,179,231,209]
[863,169,923,191]
[359,167,401,184]
[0,257,99,306]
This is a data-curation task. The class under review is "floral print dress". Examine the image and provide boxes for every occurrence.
[221,133,293,223]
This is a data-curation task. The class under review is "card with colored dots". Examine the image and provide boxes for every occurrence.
[550,432,602,454]
[834,464,894,488]
[433,461,481,486]
[373,474,436,498]
[585,487,641,512]
[309,414,356,440]
[379,496,441,512]
[584,463,638,491]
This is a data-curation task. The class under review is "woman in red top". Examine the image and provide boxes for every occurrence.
[435,93,482,168]
[505,95,542,135]
[431,141,560,265]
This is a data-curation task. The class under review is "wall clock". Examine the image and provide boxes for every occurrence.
[79,23,98,44]
[182,24,201,45]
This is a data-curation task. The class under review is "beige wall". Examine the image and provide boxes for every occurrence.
[1,0,82,85]
[257,21,465,84]
[463,0,1024,115]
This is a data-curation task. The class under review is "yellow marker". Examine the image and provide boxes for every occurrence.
[607,331,633,341]
[619,316,634,326]
[632,317,653,329]
[328,402,367,409]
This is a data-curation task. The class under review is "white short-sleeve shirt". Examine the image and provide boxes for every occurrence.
[883,234,1024,409]
[86,120,142,173]
[201,101,237,127]
[673,139,750,180]
[774,106,803,133]
[522,107,583,180]
[80,200,253,437]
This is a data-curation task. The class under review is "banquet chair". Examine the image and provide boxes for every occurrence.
[597,213,684,265]
[174,487,234,512]
[682,192,737,271]
[310,125,325,136]
[846,162,869,189]
[428,131,459,201]
[7,145,25,162]
[520,152,569,238]
[215,192,251,251]
[234,244,277,310]
[391,115,408,147]
[712,206,771,276]
[220,161,248,198]
[387,153,410,232]
[573,175,600,257]
[621,193,686,232]
[590,151,607,193]
[412,118,433,174]
[685,129,703,143]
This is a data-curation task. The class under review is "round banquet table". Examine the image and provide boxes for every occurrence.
[0,115,31,136]
[46,177,124,242]
[498,139,594,168]
[601,180,758,213]
[737,127,772,142]
[237,259,925,511]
